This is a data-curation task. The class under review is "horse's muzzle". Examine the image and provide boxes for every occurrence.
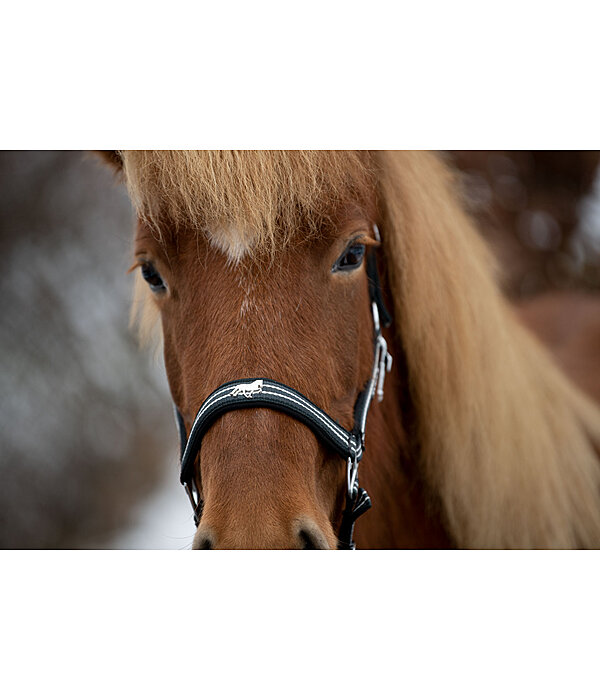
[192,517,332,550]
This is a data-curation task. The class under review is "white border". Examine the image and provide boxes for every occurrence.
[1,552,598,699]
[1,2,599,147]
[1,3,598,697]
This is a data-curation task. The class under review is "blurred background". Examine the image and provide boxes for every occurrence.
[0,152,192,549]
[0,151,599,549]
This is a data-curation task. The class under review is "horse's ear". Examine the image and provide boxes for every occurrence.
[94,150,123,173]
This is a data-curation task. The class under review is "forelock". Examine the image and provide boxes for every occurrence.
[120,150,377,259]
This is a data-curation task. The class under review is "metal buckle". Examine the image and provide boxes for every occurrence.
[375,334,393,402]
[346,455,359,502]
[371,301,393,403]
[184,481,202,526]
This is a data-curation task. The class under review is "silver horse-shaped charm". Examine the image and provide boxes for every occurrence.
[229,379,264,398]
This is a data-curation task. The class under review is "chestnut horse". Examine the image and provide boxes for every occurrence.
[103,151,600,549]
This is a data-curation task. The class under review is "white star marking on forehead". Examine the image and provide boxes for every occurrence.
[207,226,252,264]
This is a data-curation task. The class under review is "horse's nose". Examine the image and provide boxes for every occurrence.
[192,518,332,550]
[194,525,217,550]
[295,519,331,549]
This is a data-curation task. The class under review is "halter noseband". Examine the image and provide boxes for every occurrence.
[174,225,393,549]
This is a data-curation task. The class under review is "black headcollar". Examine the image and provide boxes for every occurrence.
[174,226,392,549]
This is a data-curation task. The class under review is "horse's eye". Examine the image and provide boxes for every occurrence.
[141,262,166,293]
[332,242,366,272]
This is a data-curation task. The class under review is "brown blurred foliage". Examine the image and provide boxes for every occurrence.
[448,151,600,296]
[448,151,600,407]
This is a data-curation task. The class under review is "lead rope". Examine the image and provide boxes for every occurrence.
[174,224,392,549]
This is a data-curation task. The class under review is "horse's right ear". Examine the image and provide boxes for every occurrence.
[95,150,123,173]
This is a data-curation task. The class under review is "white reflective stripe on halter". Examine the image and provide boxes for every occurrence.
[179,378,363,486]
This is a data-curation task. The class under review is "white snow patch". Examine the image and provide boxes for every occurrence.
[108,463,195,550]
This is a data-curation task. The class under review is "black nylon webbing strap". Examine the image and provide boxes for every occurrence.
[367,249,392,329]
[174,406,188,460]
[180,378,363,486]
[337,487,372,549]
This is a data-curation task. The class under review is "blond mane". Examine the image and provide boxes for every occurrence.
[122,150,600,548]
[375,151,600,548]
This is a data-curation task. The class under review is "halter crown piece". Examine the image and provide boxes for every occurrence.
[174,224,393,549]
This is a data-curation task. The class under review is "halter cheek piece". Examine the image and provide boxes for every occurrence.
[174,225,393,549]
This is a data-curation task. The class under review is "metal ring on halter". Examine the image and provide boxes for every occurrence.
[184,481,202,526]
[346,455,359,502]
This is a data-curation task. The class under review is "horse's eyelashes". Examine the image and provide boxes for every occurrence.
[332,243,366,272]
[141,262,167,293]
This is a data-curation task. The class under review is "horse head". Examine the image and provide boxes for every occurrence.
[117,150,419,549]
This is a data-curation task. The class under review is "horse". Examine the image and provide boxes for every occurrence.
[100,150,600,549]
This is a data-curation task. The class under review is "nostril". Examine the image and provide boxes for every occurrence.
[193,525,216,550]
[297,522,330,550]
[299,529,318,549]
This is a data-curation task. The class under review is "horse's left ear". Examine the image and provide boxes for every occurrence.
[94,150,123,173]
